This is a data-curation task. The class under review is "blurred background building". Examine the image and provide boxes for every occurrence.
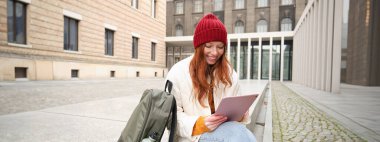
[0,0,167,81]
[165,0,307,81]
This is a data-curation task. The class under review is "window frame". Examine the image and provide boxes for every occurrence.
[213,0,224,11]
[280,18,293,31]
[131,0,139,9]
[234,20,245,33]
[151,0,157,18]
[257,19,268,32]
[151,42,156,61]
[7,0,27,44]
[193,0,203,13]
[175,1,184,14]
[234,0,245,9]
[105,29,114,56]
[64,16,79,51]
[257,0,268,7]
[175,24,183,36]
[132,36,139,59]
[281,0,293,5]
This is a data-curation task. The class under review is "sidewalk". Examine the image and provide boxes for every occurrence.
[271,82,364,141]
[284,82,380,142]
[0,79,267,142]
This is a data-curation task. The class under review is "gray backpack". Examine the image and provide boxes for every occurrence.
[118,80,176,142]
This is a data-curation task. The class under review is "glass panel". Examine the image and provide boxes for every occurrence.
[235,0,244,9]
[69,19,78,51]
[282,0,293,5]
[258,0,268,7]
[132,37,138,58]
[234,21,244,33]
[151,43,156,61]
[175,25,183,36]
[214,0,223,11]
[281,18,292,31]
[257,20,268,32]
[64,17,69,50]
[176,2,184,14]
[7,0,14,42]
[283,40,293,80]
[107,30,113,55]
[230,42,238,71]
[272,43,281,80]
[240,42,248,79]
[194,0,202,13]
[261,44,270,79]
[250,42,259,79]
[15,2,26,44]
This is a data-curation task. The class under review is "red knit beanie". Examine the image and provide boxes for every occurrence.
[193,14,227,48]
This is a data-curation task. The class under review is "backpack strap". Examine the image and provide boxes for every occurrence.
[168,99,177,142]
[165,80,173,93]
[165,80,176,142]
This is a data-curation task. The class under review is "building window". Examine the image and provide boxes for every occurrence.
[151,42,156,61]
[131,0,138,9]
[213,0,223,11]
[110,71,115,78]
[234,20,244,33]
[151,0,157,18]
[71,69,79,78]
[175,2,184,14]
[281,0,293,5]
[257,20,268,32]
[175,24,183,36]
[7,0,27,44]
[105,29,114,56]
[193,0,203,13]
[257,0,268,7]
[64,16,78,51]
[281,18,292,31]
[132,36,139,59]
[235,0,244,9]
[15,67,27,78]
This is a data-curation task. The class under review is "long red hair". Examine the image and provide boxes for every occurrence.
[189,44,232,107]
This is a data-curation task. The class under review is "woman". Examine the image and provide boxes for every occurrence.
[166,14,256,142]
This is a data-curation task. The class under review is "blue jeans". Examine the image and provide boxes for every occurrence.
[199,122,257,142]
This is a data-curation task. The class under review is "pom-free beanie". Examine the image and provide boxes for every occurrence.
[193,14,227,48]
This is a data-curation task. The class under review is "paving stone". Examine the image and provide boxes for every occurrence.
[271,82,366,142]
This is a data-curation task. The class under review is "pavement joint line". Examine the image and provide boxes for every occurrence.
[38,111,127,122]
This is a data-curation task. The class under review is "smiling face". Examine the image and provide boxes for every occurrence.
[203,41,225,65]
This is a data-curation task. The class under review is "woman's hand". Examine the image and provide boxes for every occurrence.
[204,114,227,131]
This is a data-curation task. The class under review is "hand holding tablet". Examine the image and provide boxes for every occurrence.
[214,94,258,121]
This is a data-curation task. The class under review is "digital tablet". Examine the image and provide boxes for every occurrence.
[215,94,258,121]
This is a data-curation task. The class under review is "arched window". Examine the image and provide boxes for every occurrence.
[257,0,268,7]
[234,20,244,33]
[281,18,292,31]
[257,20,268,32]
[175,24,183,36]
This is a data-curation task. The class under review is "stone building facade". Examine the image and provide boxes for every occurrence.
[0,0,167,81]
[165,0,307,70]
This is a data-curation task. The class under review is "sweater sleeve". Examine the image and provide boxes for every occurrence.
[192,116,210,136]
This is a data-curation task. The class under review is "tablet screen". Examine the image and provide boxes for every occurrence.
[214,94,258,121]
